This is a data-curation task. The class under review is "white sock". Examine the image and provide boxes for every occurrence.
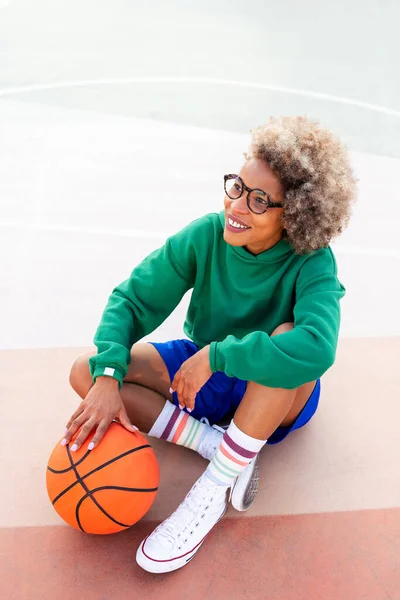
[149,401,210,453]
[206,420,267,486]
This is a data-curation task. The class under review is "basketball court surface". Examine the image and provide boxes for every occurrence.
[1,1,399,598]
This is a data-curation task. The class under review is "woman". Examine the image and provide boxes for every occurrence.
[66,116,357,573]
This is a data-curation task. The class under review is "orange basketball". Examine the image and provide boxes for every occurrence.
[46,422,159,535]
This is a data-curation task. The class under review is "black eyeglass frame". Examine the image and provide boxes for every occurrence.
[224,174,283,214]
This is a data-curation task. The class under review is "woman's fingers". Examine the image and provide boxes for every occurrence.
[184,388,196,412]
[171,369,197,412]
[69,415,98,451]
[177,381,196,412]
[170,372,180,394]
[170,371,185,409]
[62,385,129,452]
[176,377,186,409]
[63,410,89,445]
[88,418,113,450]
[180,383,196,412]
[117,406,138,433]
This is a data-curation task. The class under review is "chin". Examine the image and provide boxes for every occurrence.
[223,228,246,247]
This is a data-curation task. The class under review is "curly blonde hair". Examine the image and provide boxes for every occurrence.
[246,116,358,254]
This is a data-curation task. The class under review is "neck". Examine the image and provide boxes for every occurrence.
[245,232,283,255]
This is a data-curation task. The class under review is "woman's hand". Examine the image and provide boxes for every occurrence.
[63,376,137,451]
[170,345,212,412]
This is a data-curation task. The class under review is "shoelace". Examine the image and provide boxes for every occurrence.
[198,418,226,461]
[154,475,223,549]
[200,417,226,432]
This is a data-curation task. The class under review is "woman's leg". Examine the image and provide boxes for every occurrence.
[234,322,316,439]
[206,322,316,488]
[136,324,318,572]
[234,377,315,440]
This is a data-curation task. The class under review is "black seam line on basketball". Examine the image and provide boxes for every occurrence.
[66,443,130,532]
[83,485,158,493]
[47,449,92,473]
[76,485,159,529]
[50,444,153,506]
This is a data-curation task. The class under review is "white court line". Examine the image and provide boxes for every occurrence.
[1,77,400,118]
[2,220,399,259]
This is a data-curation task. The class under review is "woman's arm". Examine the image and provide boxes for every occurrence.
[87,213,219,387]
[209,255,345,389]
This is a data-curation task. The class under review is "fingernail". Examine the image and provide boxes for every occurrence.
[132,425,139,431]
[169,387,173,394]
[64,429,68,435]
[187,408,193,413]
[179,404,184,410]
[88,442,94,450]
[71,444,78,452]
[61,439,67,446]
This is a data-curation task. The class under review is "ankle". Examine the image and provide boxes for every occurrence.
[203,471,230,490]
[196,426,224,461]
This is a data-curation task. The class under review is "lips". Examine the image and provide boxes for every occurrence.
[225,213,251,233]
[227,213,250,228]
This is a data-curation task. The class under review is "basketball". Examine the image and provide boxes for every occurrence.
[46,422,159,535]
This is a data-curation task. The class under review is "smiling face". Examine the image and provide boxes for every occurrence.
[223,158,285,255]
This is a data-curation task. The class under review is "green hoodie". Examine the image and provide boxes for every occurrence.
[89,211,345,389]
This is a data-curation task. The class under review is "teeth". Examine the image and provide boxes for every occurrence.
[228,217,248,229]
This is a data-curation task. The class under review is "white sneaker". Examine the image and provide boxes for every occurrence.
[136,472,228,573]
[230,455,260,512]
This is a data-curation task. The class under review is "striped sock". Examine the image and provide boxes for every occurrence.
[206,420,267,486]
[148,400,208,452]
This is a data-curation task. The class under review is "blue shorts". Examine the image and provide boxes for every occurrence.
[150,339,320,445]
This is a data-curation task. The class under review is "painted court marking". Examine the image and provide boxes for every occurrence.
[1,77,400,118]
[1,77,399,261]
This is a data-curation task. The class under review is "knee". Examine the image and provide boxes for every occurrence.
[69,352,93,398]
[271,322,294,337]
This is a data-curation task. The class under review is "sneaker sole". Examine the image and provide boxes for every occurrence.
[136,506,227,574]
[136,537,207,573]
[230,455,260,512]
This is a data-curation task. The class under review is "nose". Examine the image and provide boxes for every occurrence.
[227,194,249,214]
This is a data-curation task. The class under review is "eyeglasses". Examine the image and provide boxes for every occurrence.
[224,174,283,214]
